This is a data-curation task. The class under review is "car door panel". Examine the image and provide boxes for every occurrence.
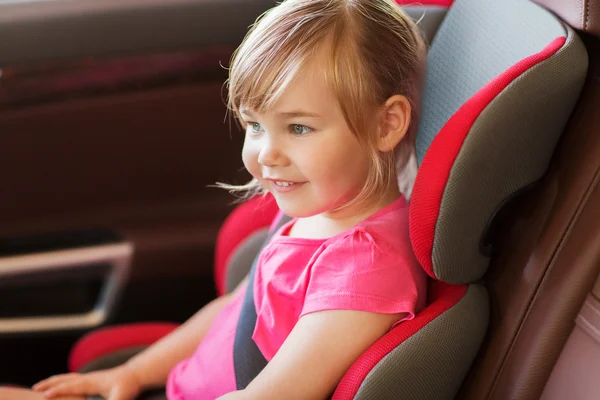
[0,0,272,385]
[0,0,276,65]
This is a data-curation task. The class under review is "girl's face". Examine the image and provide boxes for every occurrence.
[240,55,372,219]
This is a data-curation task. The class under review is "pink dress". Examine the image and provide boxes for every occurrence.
[166,196,427,399]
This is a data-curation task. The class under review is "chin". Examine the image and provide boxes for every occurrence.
[272,196,321,219]
[274,198,343,219]
[275,204,315,219]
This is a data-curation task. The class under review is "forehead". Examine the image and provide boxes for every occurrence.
[239,45,339,114]
[251,53,340,117]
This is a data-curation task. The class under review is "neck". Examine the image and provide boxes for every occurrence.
[320,183,402,234]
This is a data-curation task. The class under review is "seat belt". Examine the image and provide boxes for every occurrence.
[234,213,292,390]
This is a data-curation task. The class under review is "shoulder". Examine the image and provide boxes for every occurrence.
[302,198,427,317]
[314,227,416,281]
[320,197,413,263]
[303,230,425,318]
[308,197,422,291]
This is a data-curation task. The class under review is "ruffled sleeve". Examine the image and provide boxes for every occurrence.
[301,227,424,323]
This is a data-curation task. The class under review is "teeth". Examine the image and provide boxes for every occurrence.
[275,181,295,187]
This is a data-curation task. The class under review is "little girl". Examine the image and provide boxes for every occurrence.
[2,0,427,399]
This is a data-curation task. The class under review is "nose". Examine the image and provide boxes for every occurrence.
[257,135,287,167]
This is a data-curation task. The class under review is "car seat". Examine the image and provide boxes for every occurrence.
[67,0,589,398]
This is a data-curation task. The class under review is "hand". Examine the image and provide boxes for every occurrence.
[32,365,142,400]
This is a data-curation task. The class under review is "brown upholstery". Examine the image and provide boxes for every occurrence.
[533,0,600,37]
[457,33,600,400]
[541,285,600,400]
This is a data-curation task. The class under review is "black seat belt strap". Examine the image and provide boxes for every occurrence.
[234,213,292,390]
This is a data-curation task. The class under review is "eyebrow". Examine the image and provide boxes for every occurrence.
[278,111,322,119]
[239,109,321,119]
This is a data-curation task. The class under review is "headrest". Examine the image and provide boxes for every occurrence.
[407,0,588,284]
[403,6,448,44]
[532,0,600,37]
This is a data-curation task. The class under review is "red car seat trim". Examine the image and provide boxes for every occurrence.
[68,323,179,372]
[214,194,279,296]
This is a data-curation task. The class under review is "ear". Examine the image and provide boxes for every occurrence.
[377,95,411,152]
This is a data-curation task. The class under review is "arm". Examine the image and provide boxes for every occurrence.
[126,275,248,389]
[35,276,249,399]
[0,388,84,400]
[219,309,405,400]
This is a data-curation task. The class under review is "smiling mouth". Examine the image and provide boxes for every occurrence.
[274,181,296,187]
[268,179,305,192]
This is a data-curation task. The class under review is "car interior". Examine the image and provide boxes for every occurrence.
[1,0,599,399]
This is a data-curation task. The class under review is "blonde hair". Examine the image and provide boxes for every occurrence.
[222,0,426,205]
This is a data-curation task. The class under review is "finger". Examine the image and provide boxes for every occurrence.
[43,379,94,399]
[33,374,80,391]
[33,373,75,390]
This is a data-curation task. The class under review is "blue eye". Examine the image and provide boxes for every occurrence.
[248,122,263,133]
[291,125,312,135]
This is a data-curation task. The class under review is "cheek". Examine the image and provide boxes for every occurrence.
[300,145,368,209]
[310,137,369,185]
[242,138,260,178]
